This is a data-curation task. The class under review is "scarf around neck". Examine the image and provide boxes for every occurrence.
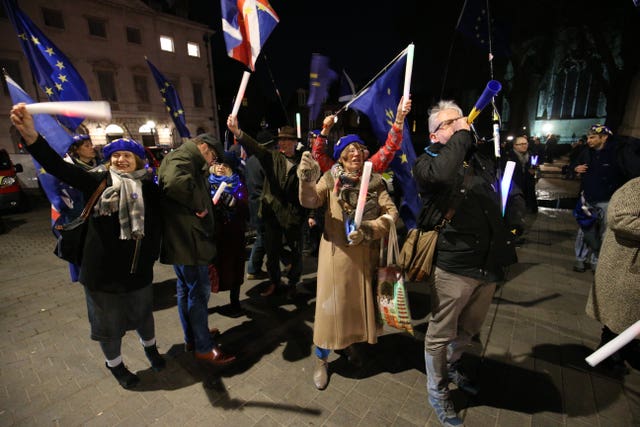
[94,168,147,240]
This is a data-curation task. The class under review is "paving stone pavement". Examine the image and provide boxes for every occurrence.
[0,186,638,426]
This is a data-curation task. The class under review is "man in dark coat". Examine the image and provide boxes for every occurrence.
[157,133,235,366]
[413,100,518,426]
[227,117,305,297]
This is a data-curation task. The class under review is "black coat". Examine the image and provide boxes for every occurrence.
[28,136,162,293]
[413,131,517,281]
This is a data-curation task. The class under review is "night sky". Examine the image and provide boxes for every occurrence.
[186,1,497,130]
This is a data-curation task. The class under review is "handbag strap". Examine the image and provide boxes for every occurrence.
[79,179,107,220]
[379,214,399,266]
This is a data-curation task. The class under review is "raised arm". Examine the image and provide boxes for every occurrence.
[369,96,412,173]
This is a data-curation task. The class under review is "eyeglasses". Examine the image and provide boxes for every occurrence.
[514,143,528,146]
[433,116,463,133]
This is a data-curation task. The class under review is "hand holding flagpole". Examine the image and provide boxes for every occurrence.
[231,71,251,117]
[212,182,228,205]
[24,101,111,121]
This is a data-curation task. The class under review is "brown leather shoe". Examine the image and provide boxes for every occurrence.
[195,347,236,366]
[313,358,329,390]
[260,283,277,297]
[185,328,220,352]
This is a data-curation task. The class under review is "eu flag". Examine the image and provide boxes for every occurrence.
[346,50,421,229]
[146,58,191,138]
[307,54,338,121]
[3,0,91,131]
[6,72,84,280]
[221,0,279,71]
[456,0,510,57]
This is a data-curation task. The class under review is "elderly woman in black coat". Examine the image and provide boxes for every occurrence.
[10,103,164,389]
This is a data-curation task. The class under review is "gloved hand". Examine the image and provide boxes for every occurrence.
[297,151,321,183]
[348,229,364,245]
[219,191,236,207]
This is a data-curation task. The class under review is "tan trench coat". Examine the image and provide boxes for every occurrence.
[300,171,399,350]
[586,177,640,334]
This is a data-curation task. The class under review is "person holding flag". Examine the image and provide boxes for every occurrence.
[311,97,412,174]
[10,104,166,390]
[413,100,518,426]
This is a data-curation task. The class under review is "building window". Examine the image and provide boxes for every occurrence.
[133,75,149,104]
[96,71,117,103]
[192,82,203,107]
[0,59,23,96]
[126,27,141,44]
[160,36,174,52]
[42,8,64,29]
[187,42,200,58]
[87,18,107,38]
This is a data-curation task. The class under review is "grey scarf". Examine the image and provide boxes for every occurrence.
[94,168,147,240]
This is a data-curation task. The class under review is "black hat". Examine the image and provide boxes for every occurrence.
[256,129,276,147]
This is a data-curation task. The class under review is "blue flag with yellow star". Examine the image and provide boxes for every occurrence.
[3,0,90,132]
[307,54,338,121]
[347,50,420,229]
[146,58,191,138]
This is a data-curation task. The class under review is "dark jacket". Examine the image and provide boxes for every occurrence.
[245,154,265,229]
[236,131,304,229]
[575,139,625,204]
[157,140,217,265]
[413,130,517,281]
[28,135,161,293]
[503,149,537,213]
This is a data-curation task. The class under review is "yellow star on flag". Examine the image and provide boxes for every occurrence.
[31,35,40,45]
[400,153,408,163]
[45,47,54,56]
[45,87,54,96]
[55,83,63,91]
[18,33,27,40]
[55,61,65,70]
[58,74,68,83]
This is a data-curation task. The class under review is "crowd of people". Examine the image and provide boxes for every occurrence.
[9,99,639,426]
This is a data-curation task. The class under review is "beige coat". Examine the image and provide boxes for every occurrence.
[586,177,640,334]
[300,171,398,350]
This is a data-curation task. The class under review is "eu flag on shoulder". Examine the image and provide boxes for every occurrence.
[6,72,83,280]
[221,0,279,71]
[307,54,338,122]
[145,58,191,138]
[346,50,420,229]
[3,0,90,132]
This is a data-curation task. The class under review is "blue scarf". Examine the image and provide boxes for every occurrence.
[209,173,241,198]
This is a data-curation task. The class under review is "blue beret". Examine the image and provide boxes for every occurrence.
[72,134,90,144]
[333,134,365,160]
[103,138,146,160]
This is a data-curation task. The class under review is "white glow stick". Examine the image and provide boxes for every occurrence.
[296,113,301,139]
[501,161,515,216]
[402,44,414,109]
[493,123,501,158]
[586,320,640,367]
[212,181,228,205]
[25,101,111,121]
[354,161,373,229]
[531,155,539,166]
[231,71,250,117]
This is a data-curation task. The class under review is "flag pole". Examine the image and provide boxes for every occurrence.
[335,46,409,117]
[261,54,290,126]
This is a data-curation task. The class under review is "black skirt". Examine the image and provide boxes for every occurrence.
[84,284,153,341]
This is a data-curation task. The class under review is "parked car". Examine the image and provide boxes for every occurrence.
[0,148,29,212]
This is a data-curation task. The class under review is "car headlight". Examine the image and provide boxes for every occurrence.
[1,176,16,187]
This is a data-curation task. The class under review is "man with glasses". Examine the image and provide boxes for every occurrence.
[505,136,538,214]
[414,101,517,426]
[157,133,236,366]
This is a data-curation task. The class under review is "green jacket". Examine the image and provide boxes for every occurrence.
[237,131,304,229]
[157,140,216,265]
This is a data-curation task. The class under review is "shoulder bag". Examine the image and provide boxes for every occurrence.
[53,179,107,266]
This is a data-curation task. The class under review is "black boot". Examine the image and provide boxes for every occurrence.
[106,362,140,389]
[144,344,166,372]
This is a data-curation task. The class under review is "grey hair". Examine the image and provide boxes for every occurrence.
[428,100,463,133]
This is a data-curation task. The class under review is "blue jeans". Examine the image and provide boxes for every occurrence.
[247,226,266,275]
[174,265,214,353]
